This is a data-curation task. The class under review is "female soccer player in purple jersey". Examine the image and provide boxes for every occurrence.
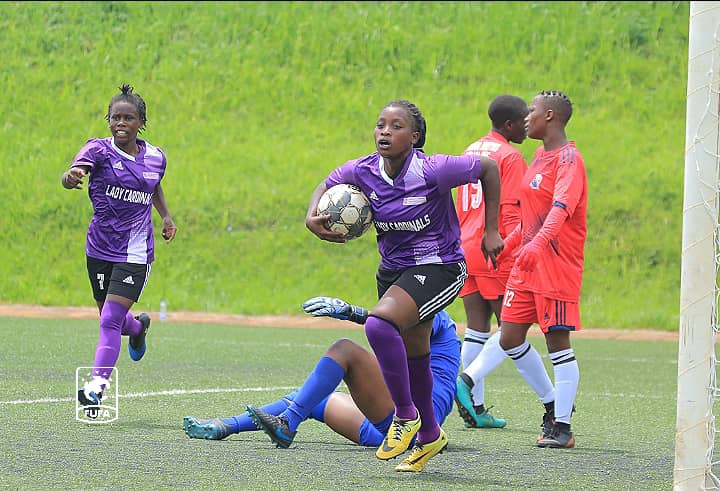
[62,84,177,407]
[304,100,503,471]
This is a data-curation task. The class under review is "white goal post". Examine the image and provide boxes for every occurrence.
[675,2,720,490]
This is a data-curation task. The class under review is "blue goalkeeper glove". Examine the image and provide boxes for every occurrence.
[301,296,368,325]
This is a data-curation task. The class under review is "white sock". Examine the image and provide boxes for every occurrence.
[505,342,555,403]
[462,329,490,404]
[550,348,579,423]
[462,329,489,368]
[464,331,508,405]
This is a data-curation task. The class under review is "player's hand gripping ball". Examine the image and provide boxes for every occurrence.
[317,184,373,240]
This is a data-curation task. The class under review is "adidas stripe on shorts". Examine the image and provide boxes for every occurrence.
[376,261,467,322]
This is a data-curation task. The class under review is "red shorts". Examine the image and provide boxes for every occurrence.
[459,274,506,300]
[499,288,581,333]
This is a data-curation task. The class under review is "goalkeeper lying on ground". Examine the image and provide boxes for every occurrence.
[183,296,460,472]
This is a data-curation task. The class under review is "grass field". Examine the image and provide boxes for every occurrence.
[1,315,678,490]
[0,1,690,329]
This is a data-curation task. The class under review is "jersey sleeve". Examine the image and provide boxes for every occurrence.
[552,152,585,217]
[434,154,484,193]
[499,153,527,206]
[71,139,104,171]
[499,152,526,235]
[158,147,168,171]
[325,159,358,188]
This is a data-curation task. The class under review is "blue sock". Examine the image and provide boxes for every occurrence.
[308,394,330,423]
[358,411,394,447]
[221,392,295,433]
[283,356,345,432]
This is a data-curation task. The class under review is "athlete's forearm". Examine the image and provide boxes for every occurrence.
[500,202,520,236]
[306,181,328,220]
[533,205,568,245]
[503,223,522,251]
[478,157,500,234]
[152,183,172,219]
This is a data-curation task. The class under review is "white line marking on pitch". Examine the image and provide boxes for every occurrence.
[0,386,296,405]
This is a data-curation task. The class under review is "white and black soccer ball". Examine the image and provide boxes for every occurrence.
[317,184,373,240]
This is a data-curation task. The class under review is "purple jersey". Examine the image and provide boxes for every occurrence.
[71,137,167,264]
[325,149,485,270]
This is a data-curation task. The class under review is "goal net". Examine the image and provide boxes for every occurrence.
[675,2,720,490]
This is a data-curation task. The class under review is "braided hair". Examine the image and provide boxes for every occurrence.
[106,84,147,131]
[538,90,573,124]
[383,99,427,149]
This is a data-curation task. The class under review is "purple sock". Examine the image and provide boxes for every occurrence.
[408,353,440,443]
[365,315,415,419]
[92,300,128,379]
[121,311,142,336]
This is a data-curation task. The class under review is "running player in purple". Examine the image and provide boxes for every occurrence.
[304,100,503,471]
[62,84,177,407]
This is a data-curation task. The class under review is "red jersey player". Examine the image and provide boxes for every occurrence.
[457,90,587,449]
[454,95,528,429]
[504,90,586,448]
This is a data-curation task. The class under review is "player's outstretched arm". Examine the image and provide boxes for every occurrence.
[302,297,368,325]
[61,165,89,190]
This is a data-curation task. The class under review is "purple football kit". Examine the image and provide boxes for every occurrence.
[70,137,166,383]
[324,147,489,457]
[72,137,167,265]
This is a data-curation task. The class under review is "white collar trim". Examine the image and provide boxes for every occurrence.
[111,138,136,161]
[378,150,418,186]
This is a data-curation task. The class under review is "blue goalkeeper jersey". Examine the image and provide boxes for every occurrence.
[429,310,461,424]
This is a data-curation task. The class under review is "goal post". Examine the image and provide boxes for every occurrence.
[675,2,720,489]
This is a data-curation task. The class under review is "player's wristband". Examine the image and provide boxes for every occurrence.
[348,305,368,325]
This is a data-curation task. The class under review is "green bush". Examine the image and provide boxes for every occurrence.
[0,1,690,329]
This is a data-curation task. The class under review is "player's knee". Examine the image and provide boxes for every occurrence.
[499,326,527,350]
[326,338,362,363]
[365,315,400,346]
[545,330,571,352]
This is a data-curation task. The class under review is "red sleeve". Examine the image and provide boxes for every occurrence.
[534,205,568,245]
[499,152,526,205]
[499,203,520,237]
[499,152,526,236]
[552,154,585,217]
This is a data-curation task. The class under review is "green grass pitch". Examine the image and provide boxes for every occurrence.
[2,316,677,489]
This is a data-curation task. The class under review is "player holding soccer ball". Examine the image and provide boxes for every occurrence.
[62,84,176,407]
[184,296,460,473]
[453,94,529,429]
[457,91,587,449]
[305,100,503,471]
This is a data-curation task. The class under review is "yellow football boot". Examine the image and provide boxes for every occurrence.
[375,412,421,460]
[394,428,448,472]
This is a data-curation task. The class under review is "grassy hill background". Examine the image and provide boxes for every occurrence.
[0,1,690,329]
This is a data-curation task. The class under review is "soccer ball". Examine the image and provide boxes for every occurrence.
[317,184,373,240]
